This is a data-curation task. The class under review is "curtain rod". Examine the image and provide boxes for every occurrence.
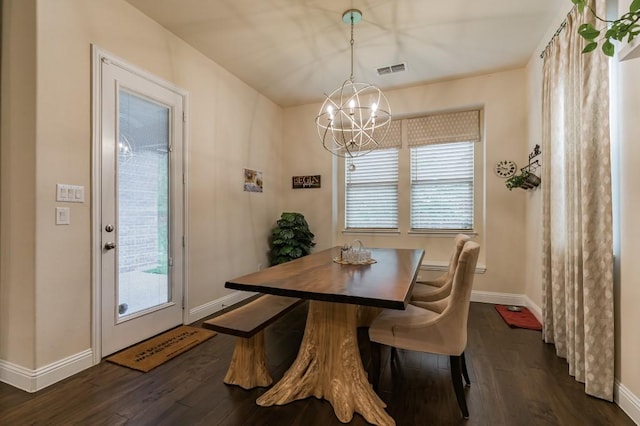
[539,20,568,59]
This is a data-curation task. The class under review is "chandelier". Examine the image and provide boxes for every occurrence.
[315,9,392,158]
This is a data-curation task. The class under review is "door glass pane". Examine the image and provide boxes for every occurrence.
[117,90,170,317]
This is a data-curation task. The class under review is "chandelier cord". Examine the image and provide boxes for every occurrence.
[350,13,355,81]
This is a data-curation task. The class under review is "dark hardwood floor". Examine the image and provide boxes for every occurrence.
[0,302,633,425]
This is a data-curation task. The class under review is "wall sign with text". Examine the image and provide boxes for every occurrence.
[292,175,321,189]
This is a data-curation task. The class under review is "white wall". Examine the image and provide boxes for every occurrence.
[282,69,530,295]
[1,0,283,372]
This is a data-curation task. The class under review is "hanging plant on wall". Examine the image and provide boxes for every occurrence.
[505,170,541,191]
[268,212,316,266]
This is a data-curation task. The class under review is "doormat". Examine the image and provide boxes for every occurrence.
[495,305,542,331]
[106,325,216,372]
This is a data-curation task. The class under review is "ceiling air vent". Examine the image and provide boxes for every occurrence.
[376,63,406,76]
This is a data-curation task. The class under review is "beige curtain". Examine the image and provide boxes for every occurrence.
[541,1,614,401]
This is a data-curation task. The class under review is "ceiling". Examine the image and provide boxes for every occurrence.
[126,0,565,108]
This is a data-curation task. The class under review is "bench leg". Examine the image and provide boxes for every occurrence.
[224,331,272,389]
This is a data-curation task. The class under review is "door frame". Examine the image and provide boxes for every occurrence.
[91,45,190,364]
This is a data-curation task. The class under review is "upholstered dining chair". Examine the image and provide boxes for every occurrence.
[411,234,470,303]
[368,241,480,419]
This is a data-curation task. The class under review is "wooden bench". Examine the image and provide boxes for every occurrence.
[202,294,304,389]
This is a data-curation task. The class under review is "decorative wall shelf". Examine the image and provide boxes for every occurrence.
[505,145,542,191]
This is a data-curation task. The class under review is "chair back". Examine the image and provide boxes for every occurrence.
[440,241,480,354]
[445,234,471,279]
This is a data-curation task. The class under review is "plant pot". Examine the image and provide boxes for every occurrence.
[524,173,541,188]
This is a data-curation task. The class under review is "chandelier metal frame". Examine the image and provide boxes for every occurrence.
[315,9,392,158]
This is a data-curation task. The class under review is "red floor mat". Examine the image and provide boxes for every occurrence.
[495,305,542,330]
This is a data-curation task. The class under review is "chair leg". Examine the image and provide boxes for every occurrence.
[461,352,471,386]
[450,355,470,419]
[370,341,382,391]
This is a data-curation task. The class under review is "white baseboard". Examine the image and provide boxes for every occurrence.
[522,294,543,324]
[470,290,527,306]
[188,290,258,323]
[0,349,93,393]
[615,379,640,425]
[471,291,543,324]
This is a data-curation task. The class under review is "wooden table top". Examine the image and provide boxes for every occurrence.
[225,247,425,310]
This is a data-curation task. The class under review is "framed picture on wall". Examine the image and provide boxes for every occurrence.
[244,168,263,192]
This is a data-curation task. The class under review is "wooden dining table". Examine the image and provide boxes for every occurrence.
[225,246,424,426]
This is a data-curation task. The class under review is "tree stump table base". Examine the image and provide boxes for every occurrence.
[256,301,395,426]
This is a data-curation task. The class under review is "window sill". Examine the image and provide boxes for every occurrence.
[342,229,401,236]
[420,261,486,273]
[408,230,477,237]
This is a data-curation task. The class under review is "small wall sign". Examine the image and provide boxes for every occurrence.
[292,175,321,189]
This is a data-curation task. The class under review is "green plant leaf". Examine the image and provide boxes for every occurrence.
[280,229,294,239]
[572,0,586,13]
[582,42,598,53]
[578,23,600,40]
[602,40,615,56]
[281,212,296,222]
[631,0,640,13]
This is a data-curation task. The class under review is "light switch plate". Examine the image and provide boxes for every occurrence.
[56,184,84,203]
[55,207,70,225]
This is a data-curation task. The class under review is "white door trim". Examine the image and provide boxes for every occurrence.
[91,45,189,364]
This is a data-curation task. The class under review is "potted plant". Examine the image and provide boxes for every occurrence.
[268,212,316,266]
[505,170,541,191]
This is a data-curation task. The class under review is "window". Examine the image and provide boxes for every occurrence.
[410,142,474,229]
[345,120,402,229]
[343,109,480,232]
[345,149,399,229]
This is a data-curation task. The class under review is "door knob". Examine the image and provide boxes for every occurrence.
[104,241,116,250]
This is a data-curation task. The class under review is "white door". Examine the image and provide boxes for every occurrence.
[98,54,186,357]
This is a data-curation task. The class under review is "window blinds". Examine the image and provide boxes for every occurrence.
[344,120,401,229]
[410,141,474,230]
[345,148,399,229]
[408,110,478,230]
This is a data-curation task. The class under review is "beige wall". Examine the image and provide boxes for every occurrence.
[0,0,37,368]
[617,0,640,405]
[1,0,283,369]
[282,69,529,295]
